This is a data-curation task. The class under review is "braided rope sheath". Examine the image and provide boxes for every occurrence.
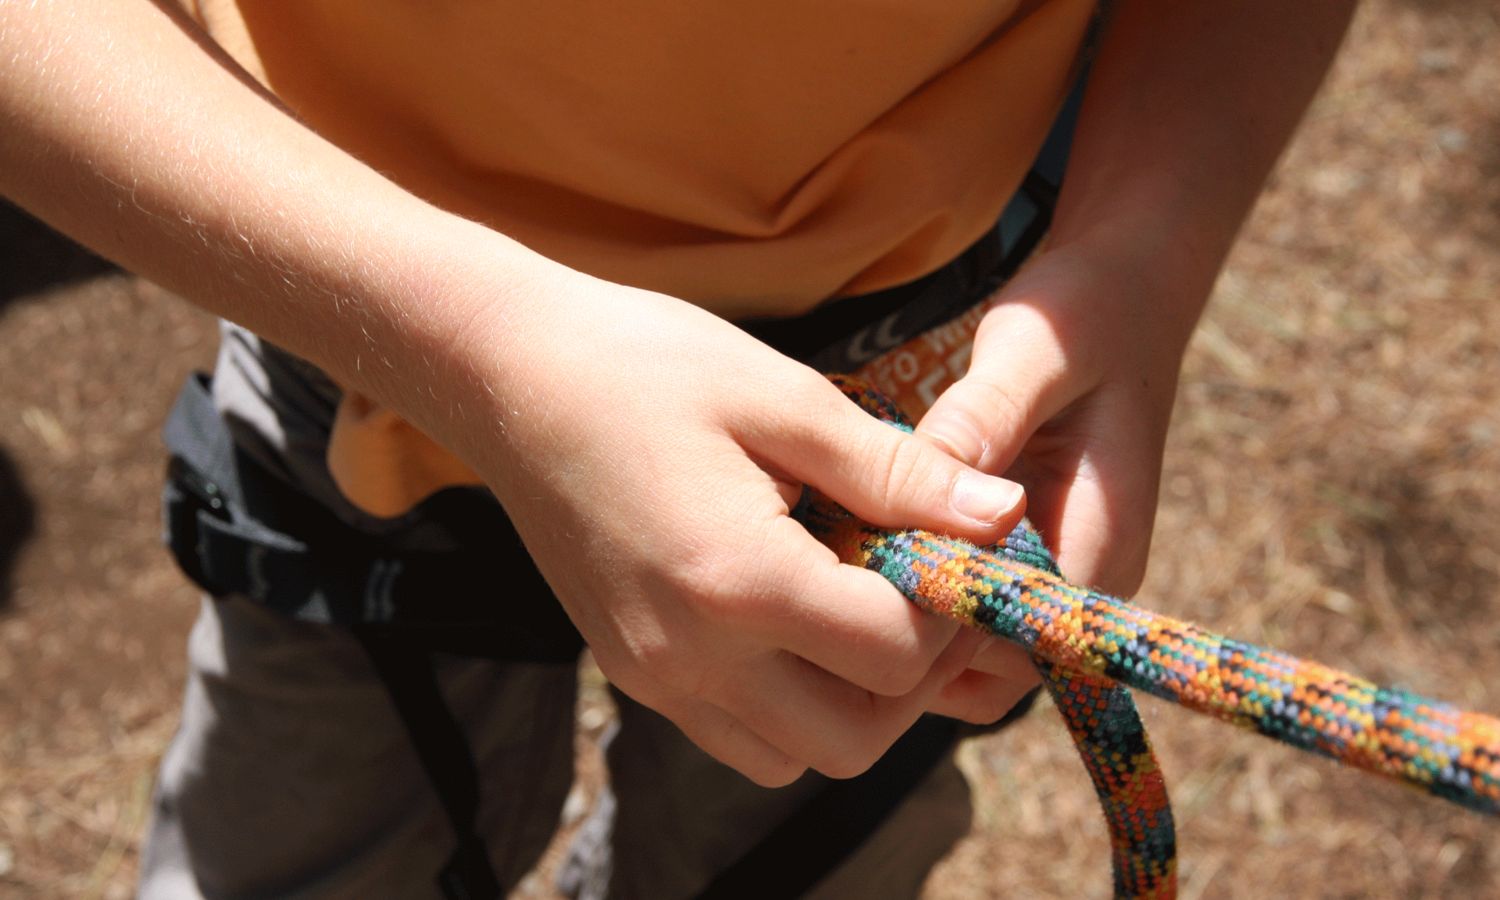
[797,377,1500,898]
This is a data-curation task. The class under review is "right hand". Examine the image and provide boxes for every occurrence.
[0,0,1030,780]
[447,269,1033,785]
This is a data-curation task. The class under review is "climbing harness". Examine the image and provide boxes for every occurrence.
[174,53,1450,897]
[796,376,1500,900]
[159,84,1085,897]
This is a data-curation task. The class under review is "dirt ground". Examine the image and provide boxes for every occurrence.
[2,2,1498,897]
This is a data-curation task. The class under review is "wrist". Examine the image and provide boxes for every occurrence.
[362,211,567,384]
[326,207,586,475]
[1041,217,1216,361]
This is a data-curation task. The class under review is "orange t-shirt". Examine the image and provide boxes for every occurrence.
[186,0,1093,514]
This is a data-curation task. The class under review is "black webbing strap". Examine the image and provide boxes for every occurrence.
[696,689,1040,899]
[162,375,573,897]
[356,631,501,900]
[162,375,584,661]
[697,714,959,900]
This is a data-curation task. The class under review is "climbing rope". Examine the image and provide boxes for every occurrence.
[796,376,1500,900]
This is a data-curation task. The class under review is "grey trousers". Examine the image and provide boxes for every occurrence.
[138,597,973,899]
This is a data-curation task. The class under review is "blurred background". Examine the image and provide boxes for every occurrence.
[1,1,1496,897]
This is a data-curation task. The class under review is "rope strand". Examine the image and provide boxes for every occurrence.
[797,376,1500,898]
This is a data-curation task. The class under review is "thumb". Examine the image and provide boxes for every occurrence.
[914,311,1074,474]
[916,376,1033,473]
[752,380,1027,542]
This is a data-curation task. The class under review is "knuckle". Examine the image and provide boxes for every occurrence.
[680,522,811,628]
[867,653,928,697]
[817,702,905,779]
[669,548,759,622]
[621,629,702,696]
[963,378,1029,435]
[870,432,930,512]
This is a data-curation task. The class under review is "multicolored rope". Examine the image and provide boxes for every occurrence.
[796,376,1500,899]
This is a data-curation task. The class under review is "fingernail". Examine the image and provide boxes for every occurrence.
[951,471,1023,525]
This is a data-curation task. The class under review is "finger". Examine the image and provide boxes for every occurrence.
[715,632,982,779]
[928,668,1040,725]
[669,700,807,788]
[717,515,960,698]
[1019,404,1164,595]
[965,636,1040,685]
[914,303,1077,475]
[740,378,1027,544]
[606,667,807,788]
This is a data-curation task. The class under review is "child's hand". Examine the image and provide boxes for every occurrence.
[917,246,1196,598]
[449,270,1028,785]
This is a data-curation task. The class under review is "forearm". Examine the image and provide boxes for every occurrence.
[0,0,559,444]
[917,1,1352,591]
[1051,0,1355,342]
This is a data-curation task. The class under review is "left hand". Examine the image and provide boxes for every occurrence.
[918,244,1201,722]
[909,0,1353,727]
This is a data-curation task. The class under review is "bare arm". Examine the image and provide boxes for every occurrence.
[918,0,1355,596]
[1,0,1036,782]
[0,0,529,432]
[1054,0,1356,335]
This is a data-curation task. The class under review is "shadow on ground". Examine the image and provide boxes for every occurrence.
[1,199,107,607]
[0,447,36,611]
[0,198,116,308]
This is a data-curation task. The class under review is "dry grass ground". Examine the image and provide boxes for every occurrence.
[1,1,1497,897]
[931,3,1500,896]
